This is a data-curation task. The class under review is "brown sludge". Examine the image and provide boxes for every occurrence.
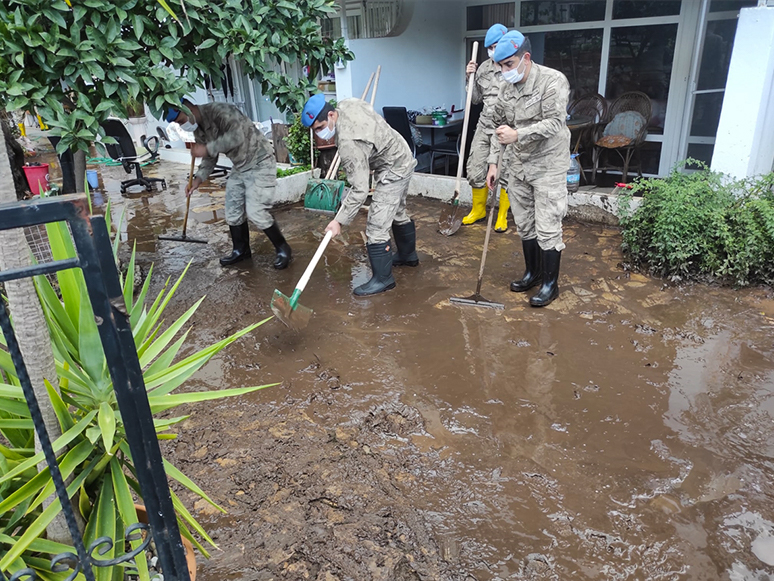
[42,152,774,579]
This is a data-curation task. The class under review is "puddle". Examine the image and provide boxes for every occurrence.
[29,154,774,579]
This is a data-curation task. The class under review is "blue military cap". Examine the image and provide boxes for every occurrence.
[301,93,327,128]
[165,107,181,123]
[484,24,508,49]
[493,30,527,62]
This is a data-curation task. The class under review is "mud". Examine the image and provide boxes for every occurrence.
[32,149,774,579]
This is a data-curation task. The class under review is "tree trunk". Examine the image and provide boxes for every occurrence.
[73,149,86,193]
[0,136,77,543]
[0,111,28,200]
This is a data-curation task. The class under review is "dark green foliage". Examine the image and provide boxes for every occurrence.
[0,0,353,155]
[286,115,311,165]
[618,160,774,286]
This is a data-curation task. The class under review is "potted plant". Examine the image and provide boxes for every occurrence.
[0,207,273,580]
[124,97,148,148]
[285,115,311,166]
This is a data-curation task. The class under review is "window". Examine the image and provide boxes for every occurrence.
[606,24,678,134]
[710,0,756,12]
[467,3,515,30]
[322,0,403,40]
[696,19,737,91]
[520,1,606,26]
[529,29,604,99]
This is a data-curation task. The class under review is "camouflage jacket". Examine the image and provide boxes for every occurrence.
[193,102,274,181]
[488,63,571,181]
[469,58,504,132]
[334,99,416,226]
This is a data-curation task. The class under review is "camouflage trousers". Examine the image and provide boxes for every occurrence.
[224,160,277,230]
[466,125,494,189]
[366,174,412,244]
[507,171,567,251]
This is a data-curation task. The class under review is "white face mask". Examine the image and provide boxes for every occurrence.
[502,57,527,84]
[316,120,335,140]
[180,120,198,133]
[487,47,495,59]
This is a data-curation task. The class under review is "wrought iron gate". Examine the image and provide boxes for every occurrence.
[0,195,191,581]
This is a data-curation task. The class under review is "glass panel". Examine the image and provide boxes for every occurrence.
[467,3,516,30]
[687,144,714,166]
[613,1,681,19]
[697,19,738,91]
[529,29,603,101]
[606,24,678,134]
[690,92,724,137]
[519,1,606,26]
[710,0,756,12]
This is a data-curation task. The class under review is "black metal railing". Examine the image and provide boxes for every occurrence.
[0,195,191,581]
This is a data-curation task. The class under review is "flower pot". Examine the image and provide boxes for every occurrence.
[134,504,197,581]
[23,163,49,195]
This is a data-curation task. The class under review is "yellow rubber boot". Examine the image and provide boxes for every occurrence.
[495,188,510,233]
[462,187,488,225]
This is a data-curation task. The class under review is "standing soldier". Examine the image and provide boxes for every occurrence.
[300,94,418,297]
[166,100,292,269]
[488,31,571,307]
[463,23,511,233]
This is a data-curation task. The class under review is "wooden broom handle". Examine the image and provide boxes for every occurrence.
[182,154,195,236]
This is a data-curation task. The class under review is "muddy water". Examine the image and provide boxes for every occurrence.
[40,155,774,579]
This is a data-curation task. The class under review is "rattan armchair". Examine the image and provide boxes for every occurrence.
[592,91,651,183]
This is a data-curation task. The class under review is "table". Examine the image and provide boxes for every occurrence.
[411,118,463,147]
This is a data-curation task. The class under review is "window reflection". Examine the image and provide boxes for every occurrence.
[697,19,738,91]
[467,3,515,30]
[613,0,681,19]
[529,29,603,100]
[520,1,606,26]
[709,0,756,12]
[606,24,678,134]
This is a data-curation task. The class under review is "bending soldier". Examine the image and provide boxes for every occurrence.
[489,31,571,307]
[301,94,418,297]
[166,100,292,269]
[463,23,511,233]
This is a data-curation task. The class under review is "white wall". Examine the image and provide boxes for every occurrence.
[712,6,774,179]
[343,1,466,114]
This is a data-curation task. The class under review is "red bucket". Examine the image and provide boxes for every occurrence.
[23,164,49,195]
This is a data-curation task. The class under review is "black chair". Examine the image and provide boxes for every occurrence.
[100,119,166,194]
[429,136,462,175]
[382,107,431,158]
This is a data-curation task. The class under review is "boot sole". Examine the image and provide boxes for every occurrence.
[393,260,419,267]
[529,288,559,307]
[494,227,508,233]
[462,217,486,226]
[510,278,541,293]
[353,282,396,297]
[220,254,252,267]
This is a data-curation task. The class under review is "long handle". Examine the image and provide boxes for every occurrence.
[474,145,505,295]
[370,65,382,107]
[182,155,196,237]
[453,42,479,204]
[289,230,334,308]
[326,72,377,179]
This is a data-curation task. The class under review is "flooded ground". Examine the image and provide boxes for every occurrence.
[34,149,774,579]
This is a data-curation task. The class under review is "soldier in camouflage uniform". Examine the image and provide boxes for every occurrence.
[464,23,511,233]
[488,31,571,307]
[167,100,291,269]
[301,94,418,297]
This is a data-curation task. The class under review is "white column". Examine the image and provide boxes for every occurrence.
[334,0,354,101]
[712,6,774,178]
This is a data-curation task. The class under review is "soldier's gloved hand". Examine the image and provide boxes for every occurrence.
[496,125,518,144]
[325,219,342,238]
[466,60,478,75]
[185,176,202,197]
[486,164,498,191]
[190,143,208,158]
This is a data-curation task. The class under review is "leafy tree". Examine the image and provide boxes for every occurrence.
[0,0,353,155]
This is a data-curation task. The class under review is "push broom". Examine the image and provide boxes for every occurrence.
[158,154,208,244]
[449,145,506,310]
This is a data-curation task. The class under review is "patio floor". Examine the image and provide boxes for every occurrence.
[33,152,774,579]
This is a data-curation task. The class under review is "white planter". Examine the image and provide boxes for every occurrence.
[276,169,321,204]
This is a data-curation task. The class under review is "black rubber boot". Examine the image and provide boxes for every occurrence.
[220,223,252,266]
[530,249,561,307]
[392,220,419,267]
[354,241,396,296]
[263,222,292,270]
[510,238,542,292]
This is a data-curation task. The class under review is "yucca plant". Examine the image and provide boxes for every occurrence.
[0,208,273,580]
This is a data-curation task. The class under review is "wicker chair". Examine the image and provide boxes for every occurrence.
[567,93,609,183]
[592,91,651,184]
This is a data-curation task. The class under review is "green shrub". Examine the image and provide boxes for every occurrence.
[285,115,311,166]
[618,160,774,286]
